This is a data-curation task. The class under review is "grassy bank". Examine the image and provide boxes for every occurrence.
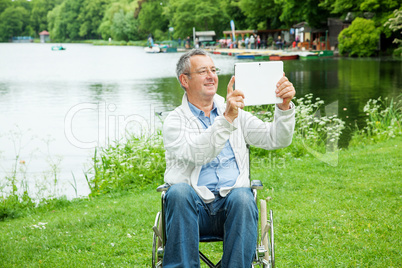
[1,95,400,266]
[0,137,400,267]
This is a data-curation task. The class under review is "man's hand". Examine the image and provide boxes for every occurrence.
[276,73,295,110]
[224,76,245,123]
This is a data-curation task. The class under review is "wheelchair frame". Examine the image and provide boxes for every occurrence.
[151,180,275,267]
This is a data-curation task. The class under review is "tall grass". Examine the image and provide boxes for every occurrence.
[0,129,66,220]
[350,95,402,145]
[245,94,345,159]
[86,132,165,196]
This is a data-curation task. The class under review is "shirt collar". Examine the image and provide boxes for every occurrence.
[188,101,217,118]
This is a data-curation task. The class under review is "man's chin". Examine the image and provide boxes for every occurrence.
[204,85,217,93]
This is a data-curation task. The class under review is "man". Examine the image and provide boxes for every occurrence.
[162,49,295,267]
[276,36,283,50]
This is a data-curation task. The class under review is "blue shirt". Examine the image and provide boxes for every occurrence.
[188,101,240,194]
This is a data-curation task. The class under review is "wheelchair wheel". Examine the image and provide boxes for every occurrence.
[268,209,275,267]
[260,200,275,268]
[152,211,163,268]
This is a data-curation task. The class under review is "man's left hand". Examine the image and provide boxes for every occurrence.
[276,73,295,110]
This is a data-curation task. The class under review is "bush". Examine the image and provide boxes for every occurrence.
[350,96,402,145]
[245,94,346,159]
[87,133,165,196]
[384,9,402,57]
[338,18,380,57]
[0,192,35,221]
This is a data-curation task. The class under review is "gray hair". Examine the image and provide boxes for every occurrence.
[176,48,211,90]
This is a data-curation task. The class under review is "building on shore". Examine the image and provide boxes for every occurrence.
[39,31,50,43]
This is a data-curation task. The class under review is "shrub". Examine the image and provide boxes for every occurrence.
[245,94,346,159]
[350,96,402,145]
[384,9,402,57]
[338,17,380,57]
[0,192,35,221]
[87,133,165,196]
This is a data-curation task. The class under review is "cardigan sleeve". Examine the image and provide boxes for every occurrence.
[239,102,295,150]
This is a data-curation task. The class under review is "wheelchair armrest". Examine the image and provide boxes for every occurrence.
[251,180,263,190]
[157,183,171,192]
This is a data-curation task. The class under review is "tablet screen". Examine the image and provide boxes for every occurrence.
[234,61,283,106]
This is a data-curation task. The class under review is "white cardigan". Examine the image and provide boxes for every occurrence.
[163,93,295,203]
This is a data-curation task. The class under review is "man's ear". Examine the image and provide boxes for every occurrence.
[179,74,189,90]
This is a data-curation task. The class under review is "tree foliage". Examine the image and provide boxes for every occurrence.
[0,6,30,41]
[164,0,229,39]
[384,9,402,56]
[238,0,282,29]
[338,17,380,57]
[0,0,400,54]
[137,0,168,36]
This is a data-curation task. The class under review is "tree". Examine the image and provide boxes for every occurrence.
[31,0,62,34]
[238,0,283,29]
[338,17,380,56]
[98,1,140,40]
[47,0,88,41]
[164,0,229,39]
[47,3,67,41]
[278,0,332,29]
[0,0,11,14]
[319,0,363,15]
[220,0,249,30]
[319,0,401,25]
[110,9,141,41]
[384,9,402,56]
[78,0,111,39]
[138,0,169,37]
[0,6,30,41]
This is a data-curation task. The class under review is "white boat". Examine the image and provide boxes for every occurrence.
[144,46,161,53]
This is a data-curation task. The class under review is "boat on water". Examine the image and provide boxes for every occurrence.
[236,53,257,59]
[236,53,271,60]
[269,54,299,61]
[51,45,66,51]
[144,46,161,53]
[314,50,334,58]
[144,42,177,53]
[298,51,319,60]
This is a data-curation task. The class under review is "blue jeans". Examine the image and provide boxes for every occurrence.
[163,183,258,267]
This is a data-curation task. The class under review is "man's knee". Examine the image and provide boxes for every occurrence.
[227,188,258,217]
[165,183,196,209]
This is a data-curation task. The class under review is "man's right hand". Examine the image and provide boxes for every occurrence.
[224,76,245,123]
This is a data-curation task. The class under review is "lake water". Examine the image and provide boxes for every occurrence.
[0,43,401,199]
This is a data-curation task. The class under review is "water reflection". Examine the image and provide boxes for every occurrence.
[0,82,8,96]
[88,83,119,101]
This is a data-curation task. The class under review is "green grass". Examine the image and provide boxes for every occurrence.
[1,137,400,267]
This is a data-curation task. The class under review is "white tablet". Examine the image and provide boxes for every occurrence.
[234,61,283,106]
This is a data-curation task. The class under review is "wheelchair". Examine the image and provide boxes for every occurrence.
[151,180,275,267]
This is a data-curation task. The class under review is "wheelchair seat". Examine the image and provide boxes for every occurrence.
[152,180,275,268]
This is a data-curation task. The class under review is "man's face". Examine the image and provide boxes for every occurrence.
[184,55,219,100]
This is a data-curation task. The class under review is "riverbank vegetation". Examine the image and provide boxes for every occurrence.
[0,94,401,266]
[0,0,401,56]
